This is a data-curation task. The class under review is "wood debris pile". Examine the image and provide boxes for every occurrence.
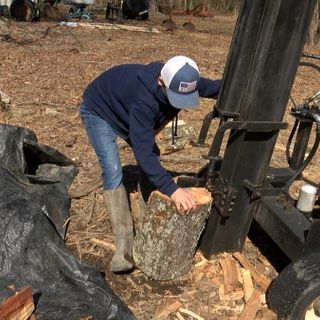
[106,250,277,319]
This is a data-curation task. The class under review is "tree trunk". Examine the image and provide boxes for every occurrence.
[132,188,211,280]
[308,0,320,46]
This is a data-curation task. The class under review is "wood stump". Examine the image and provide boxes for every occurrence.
[132,188,211,280]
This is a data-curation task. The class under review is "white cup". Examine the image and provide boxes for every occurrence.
[296,184,318,213]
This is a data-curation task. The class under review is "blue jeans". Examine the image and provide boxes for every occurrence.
[80,104,123,190]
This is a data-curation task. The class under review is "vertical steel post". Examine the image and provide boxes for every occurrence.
[200,0,317,257]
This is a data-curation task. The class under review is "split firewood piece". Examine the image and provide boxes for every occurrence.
[133,188,211,280]
[179,308,204,320]
[241,269,254,302]
[0,286,34,320]
[233,252,270,290]
[219,256,238,294]
[130,192,141,226]
[130,187,148,233]
[237,289,262,320]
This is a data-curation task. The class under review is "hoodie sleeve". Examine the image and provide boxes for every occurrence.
[197,78,222,99]
[129,87,179,197]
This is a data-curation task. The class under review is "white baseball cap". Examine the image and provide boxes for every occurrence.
[160,55,200,109]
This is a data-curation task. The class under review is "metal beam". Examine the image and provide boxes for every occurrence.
[200,0,317,258]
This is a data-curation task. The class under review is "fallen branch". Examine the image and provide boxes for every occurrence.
[160,154,205,164]
[77,22,160,34]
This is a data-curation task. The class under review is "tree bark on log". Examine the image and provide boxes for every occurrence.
[132,188,211,280]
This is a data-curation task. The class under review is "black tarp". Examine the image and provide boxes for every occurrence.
[0,124,135,319]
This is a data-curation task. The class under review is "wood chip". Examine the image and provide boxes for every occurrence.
[195,259,206,268]
[185,290,198,296]
[258,255,272,268]
[194,253,209,268]
[90,237,115,251]
[144,283,152,291]
[62,217,71,228]
[127,277,138,289]
[210,276,222,287]
[219,290,244,301]
[154,301,182,320]
[129,192,140,222]
[176,312,186,320]
[193,271,204,284]
[237,289,262,320]
[218,284,225,298]
[233,252,270,290]
[179,308,204,320]
[0,90,10,104]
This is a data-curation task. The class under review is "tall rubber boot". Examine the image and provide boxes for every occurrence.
[103,185,134,272]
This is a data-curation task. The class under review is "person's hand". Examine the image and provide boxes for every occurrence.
[171,188,197,214]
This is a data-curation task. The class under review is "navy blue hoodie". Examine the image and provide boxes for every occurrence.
[82,62,221,196]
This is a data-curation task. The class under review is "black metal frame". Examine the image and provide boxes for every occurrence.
[178,0,319,263]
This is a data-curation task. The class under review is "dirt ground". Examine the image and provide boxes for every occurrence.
[0,11,319,320]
